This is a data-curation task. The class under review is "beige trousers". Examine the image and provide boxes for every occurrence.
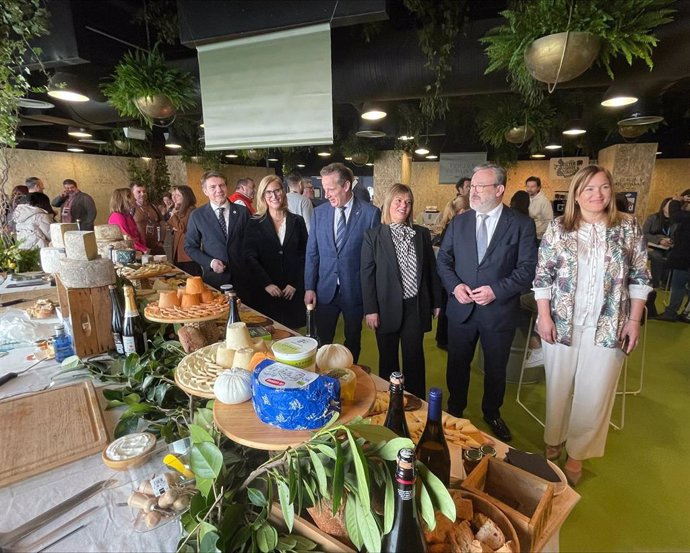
[542,326,625,460]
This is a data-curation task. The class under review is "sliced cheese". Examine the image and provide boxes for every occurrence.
[64,231,98,261]
[49,223,79,248]
[58,258,116,288]
[94,224,123,241]
[40,247,66,273]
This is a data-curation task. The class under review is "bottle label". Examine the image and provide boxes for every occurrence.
[113,333,124,355]
[396,488,414,501]
[123,333,147,354]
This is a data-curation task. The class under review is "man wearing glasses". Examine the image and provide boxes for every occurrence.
[437,163,537,442]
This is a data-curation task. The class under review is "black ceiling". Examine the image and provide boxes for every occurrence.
[15,0,690,170]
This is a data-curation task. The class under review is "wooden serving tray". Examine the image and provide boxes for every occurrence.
[0,381,108,488]
[213,365,376,450]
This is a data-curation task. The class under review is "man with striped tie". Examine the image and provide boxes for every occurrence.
[304,163,380,362]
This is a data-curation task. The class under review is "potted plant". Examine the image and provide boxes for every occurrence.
[481,0,675,103]
[477,95,555,151]
[101,46,197,126]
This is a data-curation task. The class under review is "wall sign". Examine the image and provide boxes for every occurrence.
[549,157,590,181]
[439,152,487,184]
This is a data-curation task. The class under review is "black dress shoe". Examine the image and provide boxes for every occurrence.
[447,407,463,418]
[654,312,678,322]
[677,314,690,324]
[483,416,512,442]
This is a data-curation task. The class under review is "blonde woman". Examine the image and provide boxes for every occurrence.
[243,175,308,329]
[108,188,148,253]
[533,164,651,485]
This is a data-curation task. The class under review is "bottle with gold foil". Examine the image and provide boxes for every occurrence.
[122,285,147,355]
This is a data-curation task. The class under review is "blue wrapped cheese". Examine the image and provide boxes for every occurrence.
[252,359,341,430]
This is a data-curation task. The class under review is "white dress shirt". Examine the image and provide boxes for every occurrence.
[476,203,503,245]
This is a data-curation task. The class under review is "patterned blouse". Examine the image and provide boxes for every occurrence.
[533,216,651,348]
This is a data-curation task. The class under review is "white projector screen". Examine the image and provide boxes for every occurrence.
[197,23,333,150]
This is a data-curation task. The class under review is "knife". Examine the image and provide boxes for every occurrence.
[0,479,117,548]
[15,505,102,553]
[0,299,26,308]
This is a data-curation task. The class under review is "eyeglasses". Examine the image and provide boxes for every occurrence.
[469,183,498,191]
[264,189,283,197]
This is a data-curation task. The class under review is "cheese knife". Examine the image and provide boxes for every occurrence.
[0,299,27,308]
[15,505,102,553]
[0,479,117,548]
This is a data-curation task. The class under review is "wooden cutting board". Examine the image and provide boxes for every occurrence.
[0,381,108,488]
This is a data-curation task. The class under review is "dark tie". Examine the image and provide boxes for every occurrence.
[217,207,227,238]
[476,214,488,262]
[335,207,347,251]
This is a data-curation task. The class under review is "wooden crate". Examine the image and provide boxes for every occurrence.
[56,274,114,357]
[461,455,554,551]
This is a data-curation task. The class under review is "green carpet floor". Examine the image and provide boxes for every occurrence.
[338,291,690,552]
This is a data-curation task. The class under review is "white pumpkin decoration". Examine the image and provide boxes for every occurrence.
[213,368,253,404]
[316,343,353,371]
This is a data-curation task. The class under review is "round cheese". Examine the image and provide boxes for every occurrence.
[226,322,254,350]
[57,258,116,288]
[40,247,66,273]
[215,346,235,369]
[233,347,255,370]
[94,224,124,241]
[49,223,79,248]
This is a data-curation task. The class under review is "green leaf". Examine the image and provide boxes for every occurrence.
[198,521,217,544]
[346,422,398,443]
[60,355,81,369]
[255,522,278,553]
[188,423,214,444]
[199,530,220,553]
[113,415,139,438]
[378,437,415,461]
[123,392,141,405]
[314,444,337,460]
[383,467,394,534]
[307,448,328,498]
[247,487,267,507]
[418,478,435,530]
[189,491,211,518]
[277,536,297,551]
[290,536,317,551]
[190,442,223,479]
[345,429,370,512]
[194,407,214,431]
[344,497,363,550]
[276,479,294,532]
[417,463,456,522]
[195,477,213,498]
[331,439,344,514]
[356,497,381,553]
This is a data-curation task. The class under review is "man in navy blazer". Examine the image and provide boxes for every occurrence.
[437,163,537,442]
[305,163,380,362]
[185,170,250,293]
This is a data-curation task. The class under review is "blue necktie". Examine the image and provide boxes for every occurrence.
[335,207,347,251]
[217,207,227,238]
[476,214,488,262]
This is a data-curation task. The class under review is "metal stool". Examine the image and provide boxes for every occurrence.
[516,314,545,428]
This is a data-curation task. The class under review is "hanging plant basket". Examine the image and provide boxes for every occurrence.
[134,94,177,120]
[351,153,370,166]
[524,31,601,85]
[618,125,648,139]
[504,125,535,144]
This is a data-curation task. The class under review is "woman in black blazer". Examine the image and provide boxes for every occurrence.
[360,183,443,398]
[244,175,308,329]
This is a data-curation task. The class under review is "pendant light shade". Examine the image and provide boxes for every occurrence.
[164,129,182,149]
[562,119,587,136]
[361,102,387,121]
[601,83,638,108]
[47,72,91,102]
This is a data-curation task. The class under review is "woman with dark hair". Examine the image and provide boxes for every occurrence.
[361,183,443,398]
[107,188,148,253]
[13,192,54,249]
[533,164,651,485]
[167,185,200,276]
[643,197,674,288]
[5,185,29,232]
[510,190,531,217]
[243,175,308,329]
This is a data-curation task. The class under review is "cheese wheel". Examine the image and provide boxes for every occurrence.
[200,290,215,303]
[215,346,235,368]
[64,231,99,261]
[180,293,201,308]
[233,347,255,370]
[225,322,254,350]
[49,223,79,248]
[185,276,206,295]
[158,290,180,308]
[57,258,116,288]
[94,224,123,241]
[40,247,66,273]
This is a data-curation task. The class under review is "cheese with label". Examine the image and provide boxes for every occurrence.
[64,231,99,260]
[252,359,341,430]
[94,224,123,241]
[49,223,79,248]
[96,239,132,259]
[40,247,66,273]
[57,258,116,288]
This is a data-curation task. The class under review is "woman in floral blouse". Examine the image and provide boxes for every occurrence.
[532,164,651,485]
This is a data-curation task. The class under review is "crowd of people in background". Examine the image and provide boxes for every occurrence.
[11,160,690,486]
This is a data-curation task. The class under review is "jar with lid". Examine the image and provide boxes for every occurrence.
[53,324,75,362]
[462,447,483,475]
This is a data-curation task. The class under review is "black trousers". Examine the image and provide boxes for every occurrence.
[446,313,515,419]
[317,287,363,363]
[376,296,426,399]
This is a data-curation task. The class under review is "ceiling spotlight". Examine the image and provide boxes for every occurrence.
[545,142,562,150]
[601,84,638,108]
[78,138,107,145]
[141,156,152,161]
[365,162,374,166]
[361,102,387,121]
[530,153,546,158]
[414,146,430,156]
[656,151,662,155]
[68,127,92,138]
[317,150,332,157]
[398,135,415,141]
[562,119,587,136]
[200,122,205,128]
[164,129,182,149]
[225,153,238,158]
[67,147,84,153]
[47,72,90,102]
[267,157,279,162]
[344,156,353,161]
[425,154,438,160]
[296,163,306,168]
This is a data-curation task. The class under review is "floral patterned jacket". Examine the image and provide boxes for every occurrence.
[533,216,650,348]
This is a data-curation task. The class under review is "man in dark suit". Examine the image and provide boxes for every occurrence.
[437,163,537,442]
[305,163,380,362]
[185,170,250,293]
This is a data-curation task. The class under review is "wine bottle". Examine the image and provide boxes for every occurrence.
[122,285,147,355]
[416,387,451,486]
[384,372,410,438]
[221,284,242,325]
[305,303,320,346]
[109,284,125,356]
[381,448,427,553]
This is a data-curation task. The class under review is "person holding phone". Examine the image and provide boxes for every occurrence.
[532,165,651,485]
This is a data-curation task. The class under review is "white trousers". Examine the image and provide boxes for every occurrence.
[542,326,625,460]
